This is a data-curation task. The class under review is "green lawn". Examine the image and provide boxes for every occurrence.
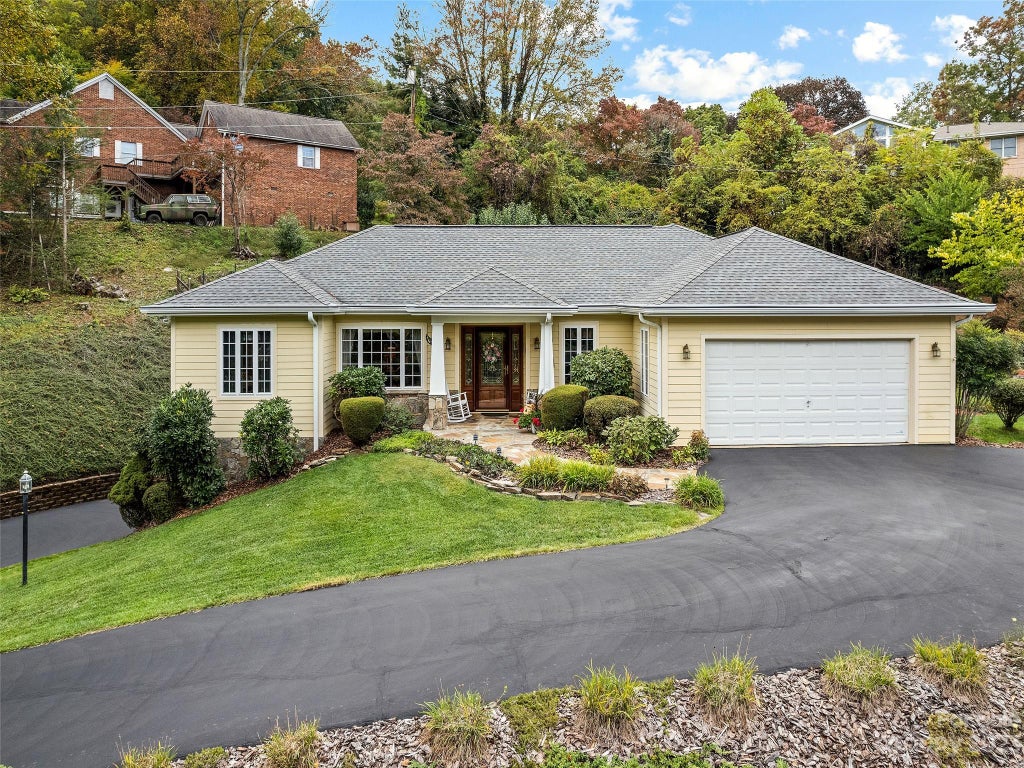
[0,453,715,652]
[968,413,1024,444]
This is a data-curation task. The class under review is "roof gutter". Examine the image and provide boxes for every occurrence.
[631,304,997,317]
[637,313,663,417]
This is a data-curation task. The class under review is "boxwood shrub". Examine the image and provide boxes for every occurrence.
[569,347,634,397]
[990,377,1024,429]
[108,452,153,529]
[338,396,386,445]
[583,395,640,438]
[239,397,302,479]
[539,384,589,430]
[141,481,181,524]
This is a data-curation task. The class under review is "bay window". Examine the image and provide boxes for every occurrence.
[340,327,422,389]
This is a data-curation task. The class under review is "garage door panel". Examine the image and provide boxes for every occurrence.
[705,340,910,445]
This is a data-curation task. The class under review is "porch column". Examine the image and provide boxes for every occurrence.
[538,313,555,394]
[427,318,448,429]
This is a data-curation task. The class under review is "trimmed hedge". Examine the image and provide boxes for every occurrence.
[108,452,153,528]
[569,347,634,397]
[583,395,640,437]
[338,396,386,445]
[990,378,1024,429]
[142,481,180,524]
[539,384,589,430]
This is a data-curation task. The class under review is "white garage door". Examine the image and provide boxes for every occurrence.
[705,340,910,445]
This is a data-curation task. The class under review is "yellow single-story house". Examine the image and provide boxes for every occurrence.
[141,224,992,466]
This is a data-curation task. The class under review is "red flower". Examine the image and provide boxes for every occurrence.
[532,417,540,426]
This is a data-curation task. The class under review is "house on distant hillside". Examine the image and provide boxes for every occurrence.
[1,73,360,229]
[834,115,914,148]
[934,122,1023,177]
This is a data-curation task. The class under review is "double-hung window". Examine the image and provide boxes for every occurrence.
[340,327,422,389]
[114,140,141,164]
[76,137,100,157]
[221,328,273,395]
[990,136,1017,159]
[297,144,320,169]
[640,327,649,396]
[562,325,596,382]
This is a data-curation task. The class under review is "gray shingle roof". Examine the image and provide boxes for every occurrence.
[201,101,360,150]
[142,224,990,315]
[934,122,1024,141]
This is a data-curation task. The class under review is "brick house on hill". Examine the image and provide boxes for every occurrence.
[2,73,360,230]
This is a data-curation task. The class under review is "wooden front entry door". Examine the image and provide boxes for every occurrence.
[461,326,524,411]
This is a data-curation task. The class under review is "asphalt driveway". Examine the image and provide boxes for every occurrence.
[2,446,1022,767]
[0,500,131,568]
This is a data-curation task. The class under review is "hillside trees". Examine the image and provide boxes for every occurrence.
[772,76,867,127]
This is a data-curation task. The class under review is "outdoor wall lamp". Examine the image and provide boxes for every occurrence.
[682,344,691,361]
[19,470,32,586]
[444,337,452,351]
[931,342,941,358]
[426,334,432,345]
[533,337,540,350]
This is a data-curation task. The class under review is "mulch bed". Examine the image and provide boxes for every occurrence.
[957,437,1024,449]
[532,438,700,470]
[172,642,1024,767]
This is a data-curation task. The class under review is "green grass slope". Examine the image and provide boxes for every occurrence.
[0,453,711,651]
[1,220,345,488]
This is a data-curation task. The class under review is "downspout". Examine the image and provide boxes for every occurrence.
[637,313,663,417]
[307,312,320,452]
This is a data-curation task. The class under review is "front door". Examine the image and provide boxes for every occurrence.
[461,326,524,411]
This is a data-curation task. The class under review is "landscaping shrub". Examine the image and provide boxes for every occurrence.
[577,663,641,735]
[498,687,566,755]
[516,455,563,489]
[913,638,987,699]
[239,397,302,479]
[338,396,385,445]
[692,651,759,724]
[674,474,724,511]
[990,377,1024,428]
[108,451,153,528]
[328,366,386,403]
[685,430,710,463]
[569,347,634,397]
[380,401,419,433]
[539,427,588,448]
[263,718,319,768]
[6,285,48,303]
[423,689,492,765]
[141,481,181,524]
[926,712,981,767]
[559,460,615,492]
[539,384,589,430]
[605,416,679,465]
[586,445,613,465]
[372,430,432,453]
[583,394,640,437]
[182,747,227,768]
[117,744,176,768]
[821,644,896,702]
[607,472,650,499]
[274,213,307,259]
[416,437,515,476]
[955,321,1018,438]
[146,385,225,507]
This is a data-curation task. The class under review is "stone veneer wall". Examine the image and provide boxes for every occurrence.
[0,474,119,518]
[216,437,316,483]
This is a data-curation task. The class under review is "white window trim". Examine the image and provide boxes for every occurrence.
[640,327,650,396]
[991,136,1017,159]
[76,137,100,157]
[337,324,426,391]
[559,323,599,385]
[218,325,276,398]
[297,144,320,169]
[114,140,141,165]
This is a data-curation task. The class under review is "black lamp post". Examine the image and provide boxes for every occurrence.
[20,470,32,586]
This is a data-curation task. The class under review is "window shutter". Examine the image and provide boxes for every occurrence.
[137,142,142,162]
[114,140,122,163]
[297,145,303,167]
[314,146,321,169]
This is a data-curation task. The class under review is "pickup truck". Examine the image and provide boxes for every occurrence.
[139,194,219,225]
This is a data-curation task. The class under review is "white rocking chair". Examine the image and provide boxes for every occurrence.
[447,389,472,423]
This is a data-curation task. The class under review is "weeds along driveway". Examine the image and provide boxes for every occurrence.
[3,445,1023,768]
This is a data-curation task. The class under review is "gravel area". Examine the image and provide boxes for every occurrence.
[172,643,1023,767]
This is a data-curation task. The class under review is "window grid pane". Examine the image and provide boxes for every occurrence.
[257,330,272,393]
[362,329,402,388]
[222,331,236,394]
[341,329,359,368]
[564,328,578,380]
[404,329,422,388]
[239,330,254,394]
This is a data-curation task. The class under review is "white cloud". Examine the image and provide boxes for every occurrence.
[630,46,802,109]
[667,3,692,27]
[599,0,641,43]
[852,22,908,63]
[932,14,975,48]
[864,77,911,117]
[777,25,810,50]
[923,52,945,68]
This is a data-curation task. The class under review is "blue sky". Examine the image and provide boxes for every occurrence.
[323,0,1002,120]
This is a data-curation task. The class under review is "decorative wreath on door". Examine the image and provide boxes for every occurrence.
[481,338,503,365]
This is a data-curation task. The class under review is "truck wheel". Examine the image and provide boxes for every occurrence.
[146,212,161,224]
[192,212,209,226]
